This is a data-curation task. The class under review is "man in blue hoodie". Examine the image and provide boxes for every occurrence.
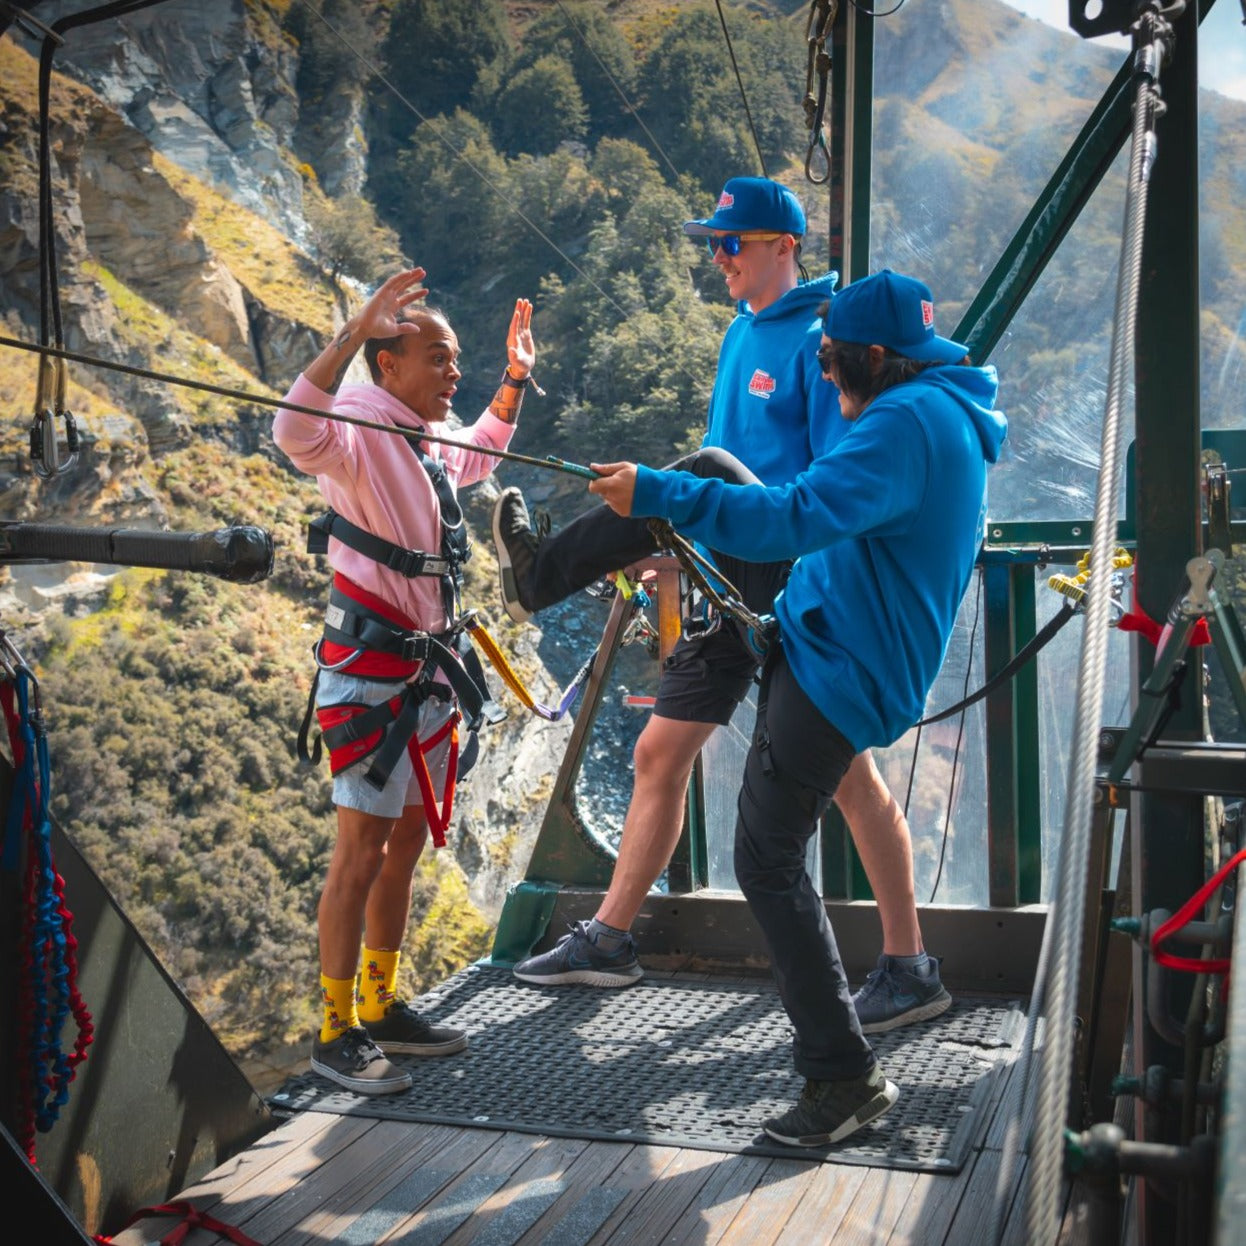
[494,181,950,1036]
[584,269,1007,1145]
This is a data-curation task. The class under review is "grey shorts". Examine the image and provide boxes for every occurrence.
[316,668,456,819]
[652,623,760,726]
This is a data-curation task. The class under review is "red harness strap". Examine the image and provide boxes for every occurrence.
[94,1201,261,1246]
[316,697,459,847]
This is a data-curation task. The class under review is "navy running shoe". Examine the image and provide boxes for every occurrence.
[512,920,643,987]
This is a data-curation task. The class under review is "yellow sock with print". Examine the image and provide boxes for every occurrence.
[319,974,359,1044]
[357,946,400,1023]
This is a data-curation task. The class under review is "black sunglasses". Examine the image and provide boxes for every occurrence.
[816,343,835,373]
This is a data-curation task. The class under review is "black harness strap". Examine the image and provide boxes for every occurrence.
[309,510,452,580]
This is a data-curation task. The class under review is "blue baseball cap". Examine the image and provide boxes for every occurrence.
[682,177,806,238]
[822,269,968,365]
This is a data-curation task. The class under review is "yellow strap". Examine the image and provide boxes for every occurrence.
[463,616,540,713]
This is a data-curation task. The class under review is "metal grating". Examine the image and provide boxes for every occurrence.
[272,964,1025,1173]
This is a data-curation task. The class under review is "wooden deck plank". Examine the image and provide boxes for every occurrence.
[582,1143,702,1244]
[662,1152,773,1244]
[766,1161,871,1243]
[831,1166,921,1244]
[596,1145,729,1243]
[112,1111,378,1246]
[201,1119,470,1246]
[439,1133,593,1246]
[371,1128,549,1245]
[510,1139,654,1245]
[268,1121,469,1245]
[713,1156,823,1245]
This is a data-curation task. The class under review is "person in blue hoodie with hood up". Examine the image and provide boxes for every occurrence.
[494,183,951,1037]
[583,269,1008,1147]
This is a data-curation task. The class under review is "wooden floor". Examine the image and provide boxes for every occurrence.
[107,1058,1050,1246]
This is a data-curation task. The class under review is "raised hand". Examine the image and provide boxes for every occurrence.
[506,298,535,379]
[357,267,429,340]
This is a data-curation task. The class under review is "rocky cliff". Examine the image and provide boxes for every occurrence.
[0,0,575,969]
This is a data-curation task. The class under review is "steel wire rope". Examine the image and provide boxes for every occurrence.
[304,2,709,395]
[713,0,769,179]
[552,0,684,184]
[987,7,1182,1242]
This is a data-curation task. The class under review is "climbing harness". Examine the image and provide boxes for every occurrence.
[0,631,94,1163]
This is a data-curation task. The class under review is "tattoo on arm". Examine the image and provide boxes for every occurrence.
[325,328,358,394]
[489,385,523,425]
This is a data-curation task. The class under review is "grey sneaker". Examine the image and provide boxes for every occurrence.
[513,920,643,988]
[763,1065,899,1148]
[361,1000,468,1056]
[492,487,541,623]
[310,1026,412,1095]
[852,954,952,1034]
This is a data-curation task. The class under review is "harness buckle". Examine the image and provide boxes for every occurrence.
[399,633,433,664]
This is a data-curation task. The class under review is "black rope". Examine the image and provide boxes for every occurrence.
[917,596,1078,727]
[0,333,601,482]
[927,567,984,903]
[713,0,768,179]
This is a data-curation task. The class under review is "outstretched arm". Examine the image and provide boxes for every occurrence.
[488,298,535,425]
[303,268,428,395]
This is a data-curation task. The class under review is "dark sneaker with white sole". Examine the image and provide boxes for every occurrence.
[492,487,542,623]
[852,954,952,1034]
[361,1000,467,1056]
[763,1065,899,1148]
[513,920,643,987]
[310,1026,412,1095]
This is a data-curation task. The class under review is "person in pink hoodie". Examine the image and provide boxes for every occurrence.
[273,267,535,1095]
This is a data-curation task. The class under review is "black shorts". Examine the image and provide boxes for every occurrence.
[652,623,759,726]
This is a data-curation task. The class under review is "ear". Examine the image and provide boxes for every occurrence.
[376,346,400,377]
[867,344,886,374]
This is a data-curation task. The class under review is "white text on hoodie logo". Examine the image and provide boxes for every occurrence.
[748,369,777,399]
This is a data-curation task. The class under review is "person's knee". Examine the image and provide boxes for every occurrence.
[632,721,700,786]
[683,446,758,485]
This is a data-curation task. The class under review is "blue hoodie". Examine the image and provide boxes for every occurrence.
[634,364,1007,751]
[703,271,844,481]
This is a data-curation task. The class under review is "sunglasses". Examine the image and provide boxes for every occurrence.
[816,343,835,373]
[705,232,784,258]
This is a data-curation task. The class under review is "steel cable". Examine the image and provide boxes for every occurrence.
[984,9,1179,1243]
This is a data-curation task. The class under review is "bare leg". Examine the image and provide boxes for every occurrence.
[596,716,718,931]
[364,804,430,951]
[833,751,923,957]
[319,805,397,980]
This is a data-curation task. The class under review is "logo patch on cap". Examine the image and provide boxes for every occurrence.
[718,191,735,208]
[921,299,935,328]
[748,369,776,399]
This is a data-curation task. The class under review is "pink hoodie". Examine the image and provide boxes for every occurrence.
[273,373,516,634]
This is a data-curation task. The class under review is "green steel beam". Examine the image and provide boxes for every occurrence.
[1129,6,1205,1241]
[829,2,874,282]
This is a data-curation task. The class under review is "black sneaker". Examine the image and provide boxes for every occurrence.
[763,1065,899,1148]
[361,1000,468,1056]
[852,954,952,1034]
[310,1026,412,1095]
[492,487,541,623]
[512,920,643,987]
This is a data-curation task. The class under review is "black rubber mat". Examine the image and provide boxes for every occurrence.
[272,963,1024,1173]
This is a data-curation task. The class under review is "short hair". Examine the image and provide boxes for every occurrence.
[363,304,451,383]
